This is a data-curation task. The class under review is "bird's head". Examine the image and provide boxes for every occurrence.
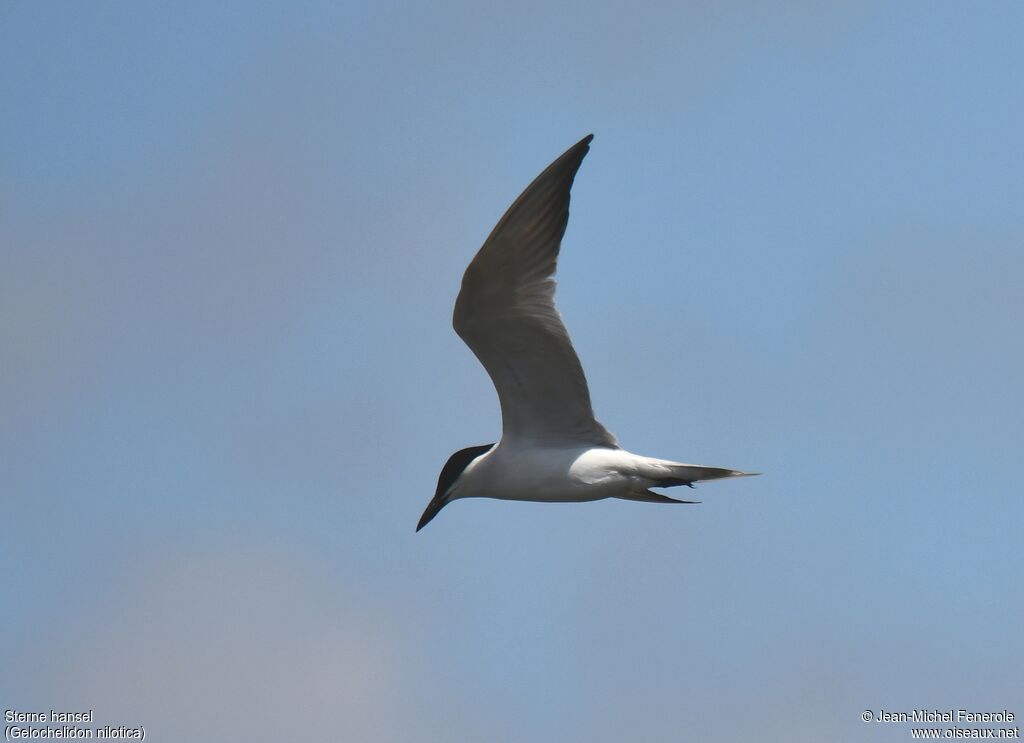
[416,443,494,532]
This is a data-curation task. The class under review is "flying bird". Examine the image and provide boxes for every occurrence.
[417,135,756,531]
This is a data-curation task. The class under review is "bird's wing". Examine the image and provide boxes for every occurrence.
[453,135,617,447]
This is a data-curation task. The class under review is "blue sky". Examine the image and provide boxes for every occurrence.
[3,3,1022,741]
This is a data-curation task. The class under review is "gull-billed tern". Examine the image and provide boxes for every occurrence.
[418,135,756,531]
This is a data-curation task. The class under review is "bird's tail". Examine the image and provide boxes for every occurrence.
[658,463,759,485]
[620,460,759,504]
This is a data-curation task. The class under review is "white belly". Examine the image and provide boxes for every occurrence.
[455,444,646,503]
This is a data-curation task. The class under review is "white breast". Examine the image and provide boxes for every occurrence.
[454,443,646,503]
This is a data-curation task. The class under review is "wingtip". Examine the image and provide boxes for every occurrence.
[557,134,593,166]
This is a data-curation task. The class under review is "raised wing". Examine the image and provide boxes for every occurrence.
[453,135,617,447]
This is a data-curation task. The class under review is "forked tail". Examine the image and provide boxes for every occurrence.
[622,461,760,504]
